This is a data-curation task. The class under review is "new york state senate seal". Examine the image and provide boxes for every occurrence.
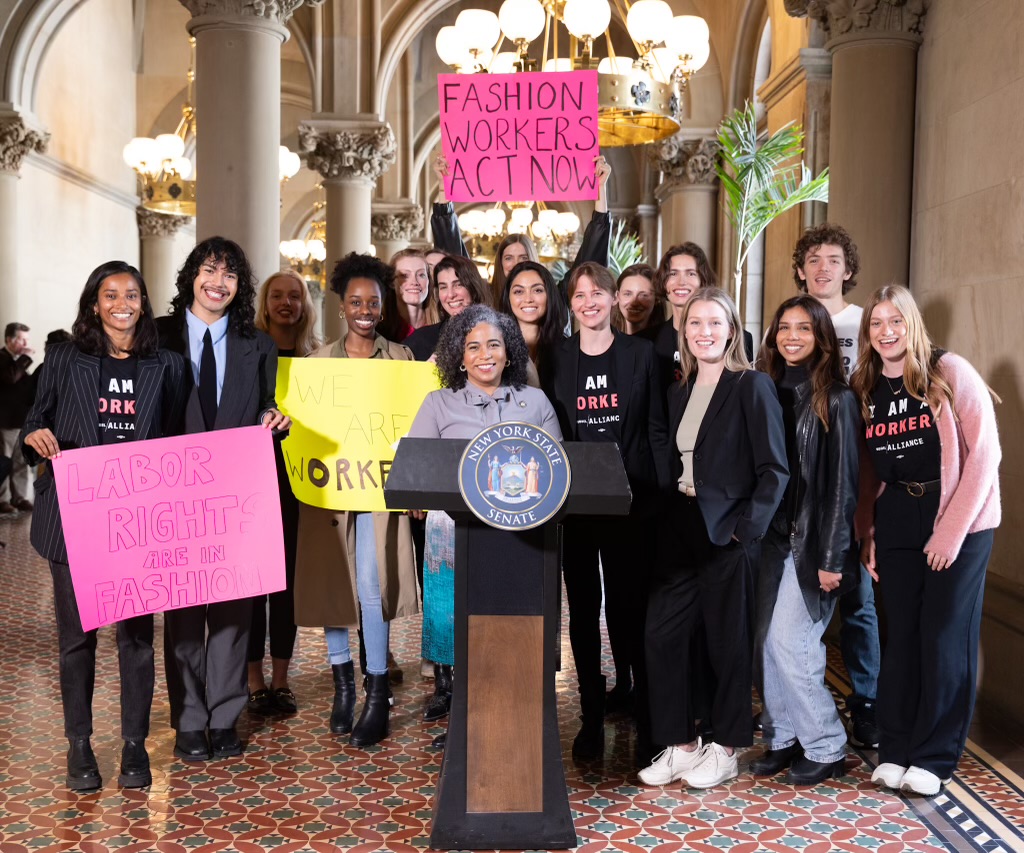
[458,422,571,531]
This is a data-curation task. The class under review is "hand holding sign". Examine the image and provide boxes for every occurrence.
[439,71,601,203]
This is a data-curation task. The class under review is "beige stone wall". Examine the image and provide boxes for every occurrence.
[912,0,1024,719]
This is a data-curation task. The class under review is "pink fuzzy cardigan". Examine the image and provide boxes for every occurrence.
[858,352,1001,562]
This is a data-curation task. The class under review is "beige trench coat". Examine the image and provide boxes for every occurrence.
[292,336,421,628]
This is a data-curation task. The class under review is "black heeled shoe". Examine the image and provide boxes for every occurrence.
[787,755,846,785]
[750,743,802,777]
[350,672,391,747]
[331,662,356,734]
[423,664,452,722]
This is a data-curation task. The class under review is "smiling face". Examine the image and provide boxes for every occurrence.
[869,300,908,368]
[394,256,430,306]
[437,267,473,317]
[191,257,238,323]
[265,275,304,330]
[664,254,701,308]
[342,277,383,340]
[684,299,731,365]
[462,321,507,393]
[508,270,548,327]
[96,272,143,341]
[570,274,616,331]
[798,243,852,303]
[500,241,530,275]
[618,274,656,328]
[776,306,816,367]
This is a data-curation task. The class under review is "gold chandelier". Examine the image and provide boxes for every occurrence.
[435,0,710,147]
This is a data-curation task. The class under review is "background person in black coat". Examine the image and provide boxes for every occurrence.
[549,262,671,765]
[156,237,290,764]
[641,288,788,791]
[20,261,186,792]
[0,322,35,513]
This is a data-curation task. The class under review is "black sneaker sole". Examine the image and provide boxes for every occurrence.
[118,769,152,788]
[66,772,102,792]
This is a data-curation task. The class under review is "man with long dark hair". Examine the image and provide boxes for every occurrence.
[156,236,290,763]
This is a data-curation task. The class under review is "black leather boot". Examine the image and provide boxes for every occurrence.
[118,739,152,788]
[572,675,606,761]
[330,662,356,735]
[423,664,453,722]
[750,742,802,777]
[66,737,101,792]
[350,672,391,747]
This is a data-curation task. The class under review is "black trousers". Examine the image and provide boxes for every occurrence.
[874,488,993,778]
[646,494,759,747]
[50,560,153,740]
[562,514,653,703]
[248,489,299,662]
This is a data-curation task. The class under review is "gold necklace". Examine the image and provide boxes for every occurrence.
[884,373,904,395]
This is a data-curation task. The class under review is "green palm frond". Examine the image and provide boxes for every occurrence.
[715,101,830,302]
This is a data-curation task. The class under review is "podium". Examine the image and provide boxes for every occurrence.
[385,438,631,851]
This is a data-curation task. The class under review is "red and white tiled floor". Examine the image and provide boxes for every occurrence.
[1,509,1023,852]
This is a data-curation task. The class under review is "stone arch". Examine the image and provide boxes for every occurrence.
[727,0,770,111]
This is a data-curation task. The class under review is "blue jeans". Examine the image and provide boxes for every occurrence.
[761,553,847,763]
[838,563,880,706]
[324,513,389,675]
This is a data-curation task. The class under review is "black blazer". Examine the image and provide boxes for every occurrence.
[550,330,670,515]
[19,342,187,563]
[156,314,278,434]
[668,369,789,546]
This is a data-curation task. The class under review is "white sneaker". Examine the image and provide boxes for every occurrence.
[871,763,907,789]
[638,740,704,786]
[900,765,951,796]
[683,743,739,789]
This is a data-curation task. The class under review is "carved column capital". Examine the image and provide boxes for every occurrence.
[371,202,424,243]
[137,206,193,238]
[786,0,929,40]
[0,116,49,174]
[179,0,314,25]
[651,135,720,197]
[298,120,397,185]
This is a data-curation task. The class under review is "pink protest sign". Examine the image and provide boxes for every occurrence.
[438,70,600,202]
[52,426,285,631]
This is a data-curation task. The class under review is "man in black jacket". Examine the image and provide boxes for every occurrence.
[0,322,35,513]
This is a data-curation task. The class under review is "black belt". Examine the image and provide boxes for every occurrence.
[893,479,941,497]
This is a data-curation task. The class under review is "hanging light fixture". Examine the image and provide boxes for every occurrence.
[279,147,301,183]
[435,0,711,147]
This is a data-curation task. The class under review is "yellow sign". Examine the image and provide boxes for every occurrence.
[276,358,441,511]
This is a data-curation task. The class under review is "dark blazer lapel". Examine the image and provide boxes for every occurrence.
[561,338,581,440]
[614,333,636,425]
[669,380,690,436]
[134,357,162,439]
[694,369,741,449]
[216,332,254,428]
[69,352,101,448]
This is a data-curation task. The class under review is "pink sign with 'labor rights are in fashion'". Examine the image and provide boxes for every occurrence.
[52,426,285,631]
[438,70,600,203]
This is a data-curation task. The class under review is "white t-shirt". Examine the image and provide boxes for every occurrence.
[831,303,863,377]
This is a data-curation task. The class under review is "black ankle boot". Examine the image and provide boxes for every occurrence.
[350,672,391,747]
[750,742,802,777]
[66,737,101,792]
[330,662,356,734]
[424,664,453,722]
[572,675,606,761]
[118,739,152,788]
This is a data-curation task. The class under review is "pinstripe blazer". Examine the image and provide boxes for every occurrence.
[155,314,278,434]
[19,342,187,563]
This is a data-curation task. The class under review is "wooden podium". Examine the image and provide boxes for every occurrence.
[385,438,630,851]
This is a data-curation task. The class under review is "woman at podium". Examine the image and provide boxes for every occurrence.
[408,305,561,746]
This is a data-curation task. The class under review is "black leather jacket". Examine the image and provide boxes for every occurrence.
[784,379,862,620]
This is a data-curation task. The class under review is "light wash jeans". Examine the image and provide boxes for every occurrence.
[838,563,880,708]
[324,513,389,675]
[761,552,847,763]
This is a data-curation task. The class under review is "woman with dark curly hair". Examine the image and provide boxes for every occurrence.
[20,261,186,791]
[404,255,491,361]
[157,236,290,764]
[293,253,419,748]
[408,305,560,745]
[500,260,568,388]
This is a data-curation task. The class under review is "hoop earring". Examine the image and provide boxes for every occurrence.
[459,364,467,372]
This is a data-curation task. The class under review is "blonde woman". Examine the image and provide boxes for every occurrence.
[379,249,439,343]
[852,285,1000,797]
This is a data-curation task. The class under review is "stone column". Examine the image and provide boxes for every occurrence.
[298,119,396,340]
[0,115,49,326]
[651,136,720,263]
[137,207,193,314]
[180,0,312,284]
[786,0,928,292]
[371,201,425,262]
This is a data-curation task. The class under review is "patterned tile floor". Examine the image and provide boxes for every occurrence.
[1,509,1023,852]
